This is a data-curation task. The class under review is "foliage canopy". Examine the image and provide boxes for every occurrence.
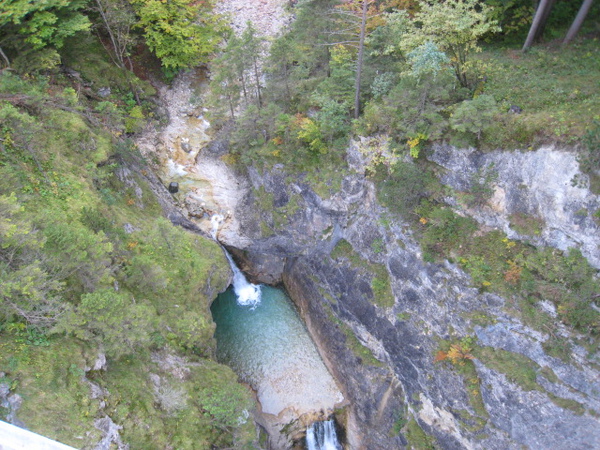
[129,0,224,71]
[400,0,501,87]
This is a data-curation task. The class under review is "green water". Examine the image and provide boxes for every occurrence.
[211,285,343,417]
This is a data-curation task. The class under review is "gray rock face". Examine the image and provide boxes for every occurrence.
[476,361,600,450]
[227,145,600,449]
[429,144,600,269]
[94,416,128,450]
[0,382,24,428]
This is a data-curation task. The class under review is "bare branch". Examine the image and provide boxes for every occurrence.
[318,41,360,47]
[0,46,10,68]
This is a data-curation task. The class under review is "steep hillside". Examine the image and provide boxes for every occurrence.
[0,42,255,448]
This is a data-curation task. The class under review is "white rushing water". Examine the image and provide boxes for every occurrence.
[210,214,224,239]
[211,213,262,308]
[226,252,262,308]
[306,420,342,450]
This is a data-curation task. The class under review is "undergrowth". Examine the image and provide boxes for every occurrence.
[0,42,252,447]
[478,37,600,149]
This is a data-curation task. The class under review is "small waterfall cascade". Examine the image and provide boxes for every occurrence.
[210,213,224,239]
[225,251,262,308]
[211,214,261,308]
[306,420,342,450]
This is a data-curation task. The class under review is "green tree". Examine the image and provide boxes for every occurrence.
[240,22,266,108]
[359,71,456,141]
[0,0,91,70]
[129,0,224,72]
[264,34,310,107]
[406,41,450,79]
[485,0,534,38]
[450,94,499,141]
[0,194,66,329]
[42,216,114,297]
[401,0,500,87]
[55,288,158,359]
[315,45,355,107]
[90,0,137,70]
[287,0,343,76]
[209,37,243,120]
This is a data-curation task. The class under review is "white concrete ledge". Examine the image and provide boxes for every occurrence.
[0,420,76,450]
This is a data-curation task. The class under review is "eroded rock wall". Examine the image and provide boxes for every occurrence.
[430,144,600,269]
[228,144,600,449]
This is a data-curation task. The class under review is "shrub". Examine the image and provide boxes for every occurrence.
[435,337,475,366]
[509,212,544,236]
[418,206,478,260]
[464,163,498,207]
[374,159,433,218]
[197,379,252,429]
[359,72,455,141]
[450,95,499,142]
[55,288,158,359]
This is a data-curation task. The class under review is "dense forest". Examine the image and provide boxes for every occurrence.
[1,0,599,448]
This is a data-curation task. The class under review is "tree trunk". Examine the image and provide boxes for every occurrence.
[563,0,594,46]
[253,58,262,108]
[228,93,235,120]
[95,0,125,69]
[354,0,368,119]
[523,0,555,50]
[533,0,557,41]
[0,46,10,68]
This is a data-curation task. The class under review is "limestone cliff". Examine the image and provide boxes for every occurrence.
[141,54,599,449]
[219,143,600,449]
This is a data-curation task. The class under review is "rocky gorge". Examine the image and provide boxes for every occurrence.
[130,1,600,448]
[136,57,600,448]
[1,0,598,449]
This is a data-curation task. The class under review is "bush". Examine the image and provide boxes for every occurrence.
[450,95,499,142]
[197,381,252,429]
[463,163,498,207]
[0,195,66,329]
[359,72,457,141]
[418,206,478,260]
[374,159,433,218]
[55,288,158,359]
[518,248,600,335]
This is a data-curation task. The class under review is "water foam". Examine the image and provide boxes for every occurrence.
[306,420,342,450]
[225,252,261,309]
[210,214,224,239]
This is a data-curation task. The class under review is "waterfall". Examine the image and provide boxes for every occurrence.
[210,213,261,308]
[224,252,261,308]
[306,420,342,450]
[210,214,224,239]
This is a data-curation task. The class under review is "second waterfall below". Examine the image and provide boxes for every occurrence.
[306,420,342,450]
